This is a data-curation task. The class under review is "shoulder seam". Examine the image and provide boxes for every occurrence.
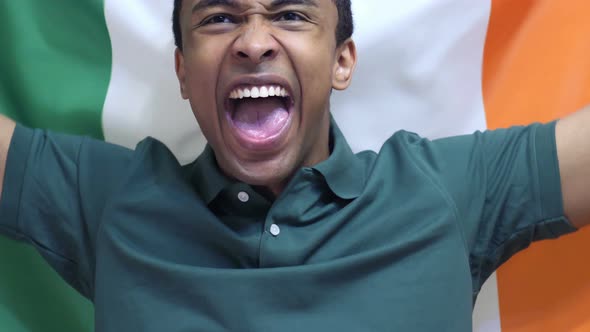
[94,138,147,251]
[399,138,471,262]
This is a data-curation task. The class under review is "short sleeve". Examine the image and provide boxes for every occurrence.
[414,122,577,294]
[0,124,133,298]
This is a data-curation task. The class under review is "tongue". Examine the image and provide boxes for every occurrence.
[232,97,290,139]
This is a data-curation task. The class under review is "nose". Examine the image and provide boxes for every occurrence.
[232,21,279,64]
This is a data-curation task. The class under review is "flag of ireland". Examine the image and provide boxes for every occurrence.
[1,1,589,331]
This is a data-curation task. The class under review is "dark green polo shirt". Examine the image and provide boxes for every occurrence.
[0,117,576,331]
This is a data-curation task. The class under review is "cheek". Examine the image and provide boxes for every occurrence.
[186,57,217,96]
[184,39,229,92]
[297,48,335,106]
[186,64,217,132]
[287,35,336,92]
[184,43,227,107]
[183,44,227,141]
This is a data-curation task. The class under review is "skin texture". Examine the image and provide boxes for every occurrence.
[555,105,590,228]
[0,114,16,202]
[174,0,357,196]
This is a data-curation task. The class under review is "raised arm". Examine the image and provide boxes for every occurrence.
[556,105,590,228]
[0,114,16,202]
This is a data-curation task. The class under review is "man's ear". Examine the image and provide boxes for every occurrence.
[175,48,189,100]
[332,39,357,91]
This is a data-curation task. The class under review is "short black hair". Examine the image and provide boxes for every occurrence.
[172,0,353,51]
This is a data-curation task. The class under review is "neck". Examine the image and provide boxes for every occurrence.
[263,113,332,199]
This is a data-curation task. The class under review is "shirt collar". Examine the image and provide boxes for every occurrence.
[187,114,366,203]
[311,115,366,200]
[187,144,233,205]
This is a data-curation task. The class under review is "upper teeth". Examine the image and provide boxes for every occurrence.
[229,85,289,100]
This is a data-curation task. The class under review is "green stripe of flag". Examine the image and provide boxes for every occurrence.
[0,0,112,331]
[0,0,110,139]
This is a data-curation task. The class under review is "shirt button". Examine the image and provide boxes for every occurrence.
[269,224,281,237]
[237,191,250,203]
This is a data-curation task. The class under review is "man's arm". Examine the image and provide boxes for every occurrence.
[0,114,16,202]
[556,106,590,228]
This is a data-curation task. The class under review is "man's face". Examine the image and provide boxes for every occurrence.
[176,0,356,194]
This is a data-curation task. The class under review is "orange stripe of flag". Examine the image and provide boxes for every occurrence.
[482,0,590,331]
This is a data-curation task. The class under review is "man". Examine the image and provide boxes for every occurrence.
[0,0,589,331]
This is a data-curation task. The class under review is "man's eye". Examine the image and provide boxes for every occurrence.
[203,14,234,25]
[277,12,305,22]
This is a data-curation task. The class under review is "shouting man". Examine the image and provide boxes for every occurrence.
[0,0,589,331]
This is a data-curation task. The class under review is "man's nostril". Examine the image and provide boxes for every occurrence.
[262,50,274,58]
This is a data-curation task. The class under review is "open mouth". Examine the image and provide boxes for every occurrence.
[226,85,294,149]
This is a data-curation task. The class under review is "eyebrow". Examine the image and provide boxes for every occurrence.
[268,0,319,9]
[191,0,318,14]
[192,0,239,14]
